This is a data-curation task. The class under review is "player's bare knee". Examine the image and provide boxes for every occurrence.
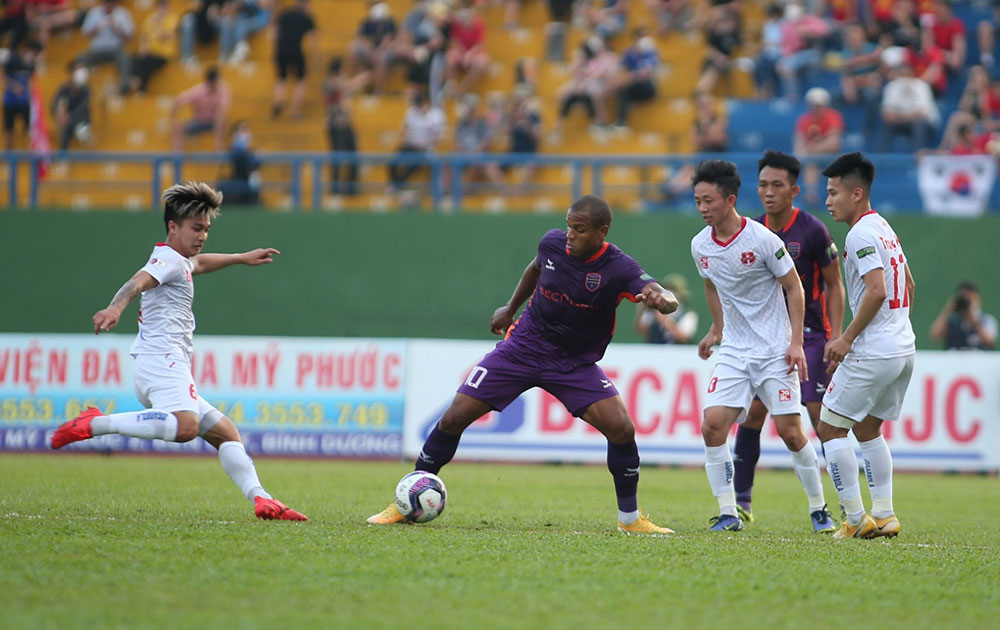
[774,415,807,450]
[173,412,200,442]
[606,419,635,444]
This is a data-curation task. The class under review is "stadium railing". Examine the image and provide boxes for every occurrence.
[2,151,994,212]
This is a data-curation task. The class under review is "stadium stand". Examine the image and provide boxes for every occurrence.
[1,0,998,212]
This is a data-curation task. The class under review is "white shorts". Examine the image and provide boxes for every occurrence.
[132,353,224,435]
[704,354,802,422]
[822,353,915,425]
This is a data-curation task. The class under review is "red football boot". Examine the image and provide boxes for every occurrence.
[254,496,308,521]
[51,406,103,449]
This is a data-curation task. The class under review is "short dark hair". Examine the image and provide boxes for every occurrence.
[757,150,801,184]
[569,194,612,228]
[692,159,741,198]
[958,281,980,294]
[822,152,875,193]
[205,66,219,84]
[162,182,222,232]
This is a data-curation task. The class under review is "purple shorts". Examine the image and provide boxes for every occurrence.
[456,348,619,417]
[801,333,831,403]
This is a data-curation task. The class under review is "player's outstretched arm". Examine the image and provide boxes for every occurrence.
[192,248,280,275]
[93,270,159,334]
[490,259,541,335]
[825,267,887,366]
[698,278,723,360]
[777,269,808,380]
[636,282,678,315]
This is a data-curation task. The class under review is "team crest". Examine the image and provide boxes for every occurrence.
[787,242,801,259]
[585,273,602,292]
[740,251,756,265]
[700,256,709,269]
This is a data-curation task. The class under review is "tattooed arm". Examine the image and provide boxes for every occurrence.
[92,271,159,334]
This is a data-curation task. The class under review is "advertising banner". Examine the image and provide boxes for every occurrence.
[917,154,997,217]
[403,341,1000,471]
[0,334,405,457]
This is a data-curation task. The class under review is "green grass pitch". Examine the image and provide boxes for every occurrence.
[1,454,997,629]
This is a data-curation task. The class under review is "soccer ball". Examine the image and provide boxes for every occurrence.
[394,471,447,523]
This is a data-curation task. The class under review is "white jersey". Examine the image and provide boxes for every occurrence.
[691,217,796,359]
[129,243,196,360]
[842,211,915,359]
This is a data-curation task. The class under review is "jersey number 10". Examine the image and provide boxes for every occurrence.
[888,254,908,310]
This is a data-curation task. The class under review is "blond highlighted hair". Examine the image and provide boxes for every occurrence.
[161,181,222,232]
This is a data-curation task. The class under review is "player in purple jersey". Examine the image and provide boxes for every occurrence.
[367,195,680,534]
[731,151,845,531]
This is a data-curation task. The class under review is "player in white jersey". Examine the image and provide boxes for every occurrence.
[50,182,307,522]
[818,152,914,540]
[690,159,831,532]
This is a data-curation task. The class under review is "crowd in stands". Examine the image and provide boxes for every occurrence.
[2,0,1000,201]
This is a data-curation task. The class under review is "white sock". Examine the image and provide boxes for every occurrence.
[825,438,865,525]
[860,435,894,518]
[790,441,826,512]
[705,444,738,517]
[218,441,271,501]
[90,409,178,441]
[618,510,640,525]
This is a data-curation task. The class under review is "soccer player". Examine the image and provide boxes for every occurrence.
[50,182,307,522]
[818,152,914,539]
[690,159,832,532]
[367,195,678,534]
[731,150,844,531]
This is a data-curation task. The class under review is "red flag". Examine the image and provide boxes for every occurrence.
[29,76,51,180]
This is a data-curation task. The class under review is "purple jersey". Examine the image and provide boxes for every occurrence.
[755,207,838,337]
[496,229,653,371]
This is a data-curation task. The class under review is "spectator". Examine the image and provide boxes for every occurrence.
[839,21,882,137]
[645,0,692,36]
[406,1,449,104]
[506,86,542,192]
[388,89,444,189]
[794,87,842,202]
[215,120,260,204]
[587,0,626,42]
[220,0,272,63]
[906,27,946,98]
[752,3,785,100]
[444,92,504,195]
[634,273,698,344]
[323,57,361,195]
[930,282,997,350]
[271,0,316,119]
[937,65,991,152]
[0,0,28,49]
[544,0,574,62]
[614,27,659,129]
[694,0,741,95]
[51,60,91,151]
[978,5,997,70]
[445,1,489,97]
[871,0,919,47]
[170,65,230,151]
[3,39,39,150]
[985,78,1000,133]
[27,0,80,47]
[130,0,177,94]
[348,1,397,88]
[775,0,830,100]
[929,0,966,77]
[76,0,134,95]
[553,36,618,135]
[179,0,231,65]
[692,91,727,151]
[880,46,939,152]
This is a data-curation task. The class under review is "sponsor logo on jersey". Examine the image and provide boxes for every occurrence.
[787,242,801,259]
[775,246,787,260]
[778,388,791,402]
[856,245,876,259]
[185,270,193,282]
[585,272,602,292]
[741,251,756,265]
[545,258,556,270]
[700,256,709,269]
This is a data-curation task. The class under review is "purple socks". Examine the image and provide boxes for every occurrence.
[415,425,462,474]
[733,425,761,510]
[607,440,640,513]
